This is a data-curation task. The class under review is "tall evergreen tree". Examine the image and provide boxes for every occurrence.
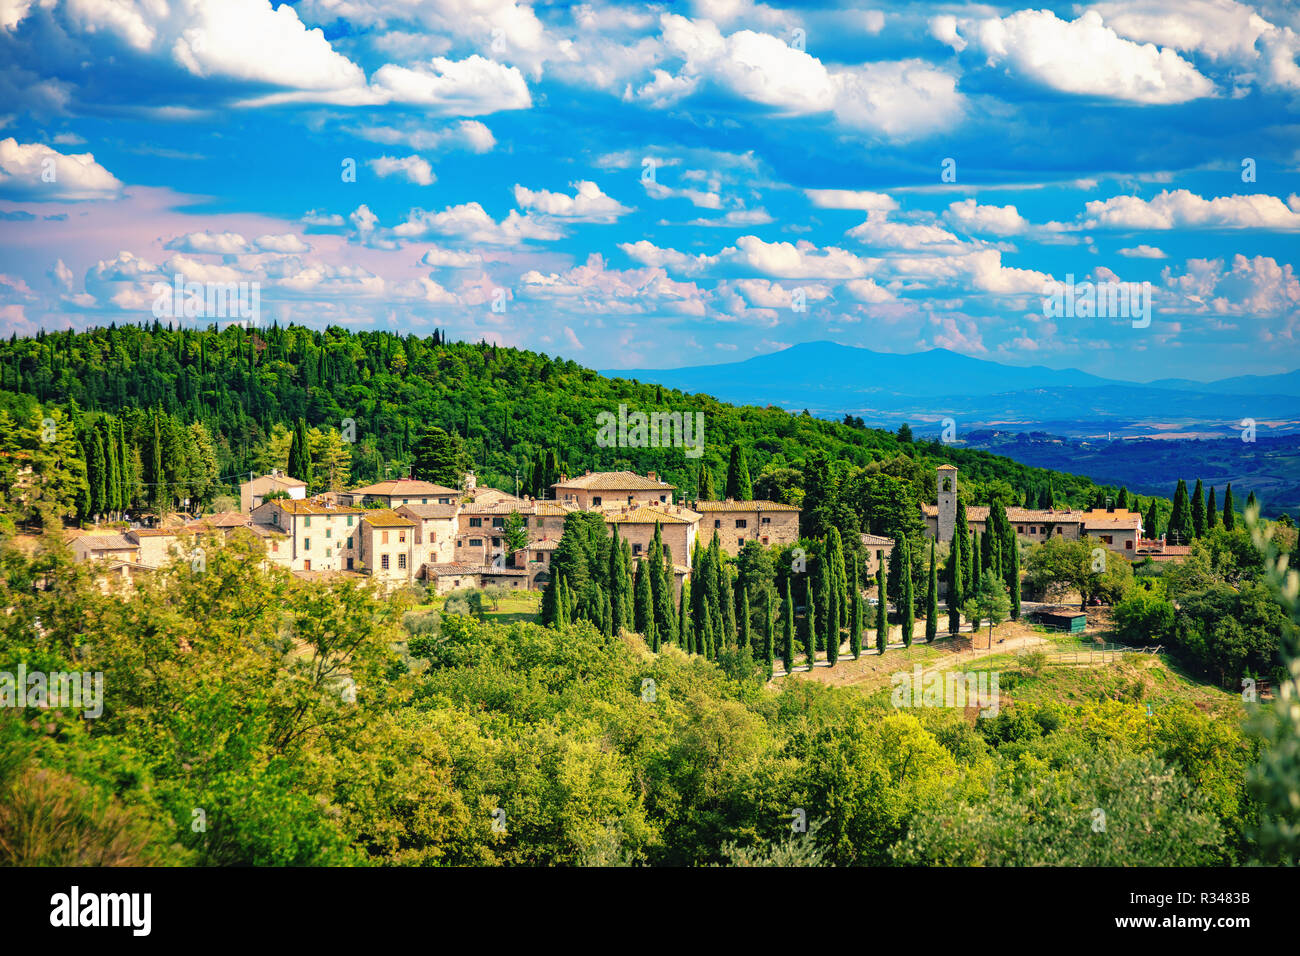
[1192,478,1206,538]
[701,606,715,659]
[1145,498,1160,540]
[634,559,655,648]
[781,579,795,675]
[1247,490,1258,512]
[697,463,717,501]
[1207,487,1218,531]
[1169,478,1192,544]
[947,532,962,636]
[1008,534,1022,621]
[739,584,751,653]
[287,416,312,485]
[924,540,938,644]
[970,530,982,598]
[149,410,164,510]
[823,564,838,666]
[609,526,625,634]
[875,551,887,655]
[1117,487,1129,510]
[849,556,862,660]
[1223,484,1236,531]
[900,533,914,648]
[725,443,753,500]
[804,576,816,669]
[763,587,775,678]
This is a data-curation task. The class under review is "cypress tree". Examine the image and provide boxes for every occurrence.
[875,551,887,655]
[971,530,982,589]
[701,608,715,659]
[697,464,717,501]
[1009,534,1022,621]
[149,411,164,510]
[621,537,635,630]
[1145,498,1159,540]
[609,527,625,634]
[89,428,106,519]
[763,588,775,678]
[1223,484,1236,531]
[924,540,938,643]
[823,563,838,666]
[1117,487,1129,510]
[634,559,655,648]
[739,584,751,653]
[900,533,914,648]
[849,556,862,660]
[1206,487,1218,531]
[1192,478,1206,538]
[804,576,816,669]
[782,579,795,675]
[946,538,962,636]
[1247,490,1258,512]
[725,443,753,500]
[1169,479,1192,544]
[720,558,737,649]
[677,593,691,652]
[955,499,971,588]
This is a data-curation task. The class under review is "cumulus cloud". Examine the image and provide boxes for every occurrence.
[351,119,496,153]
[943,199,1031,236]
[654,14,964,138]
[392,201,561,245]
[846,212,965,250]
[1162,254,1300,327]
[1082,189,1300,230]
[937,9,1215,104]
[0,138,122,201]
[368,154,436,186]
[1118,244,1168,258]
[805,189,898,212]
[366,56,531,113]
[512,181,632,223]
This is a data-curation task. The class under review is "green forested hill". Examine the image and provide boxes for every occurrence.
[0,322,1135,526]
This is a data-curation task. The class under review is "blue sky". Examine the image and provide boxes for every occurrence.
[1,0,1299,381]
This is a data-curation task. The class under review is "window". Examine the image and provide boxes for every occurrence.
[761,536,769,545]
[761,517,770,525]
[492,537,501,546]
[304,516,312,527]
[421,498,428,504]
[632,543,642,555]
[399,530,407,543]
[592,496,602,506]
[347,516,354,527]
[1029,526,1036,534]
[492,517,504,528]
[1125,540,1134,550]
[627,496,634,504]
[714,519,721,528]
[1101,534,1113,544]
[660,495,667,503]
[326,528,332,539]
[1017,525,1024,533]
[469,517,482,527]
[381,554,389,570]
[737,537,744,547]
[272,540,279,553]
[735,519,747,529]
[398,554,407,569]
[346,537,353,549]
[381,530,389,545]
[469,538,482,547]
[304,537,311,550]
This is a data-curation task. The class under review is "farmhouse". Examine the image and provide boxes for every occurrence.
[693,499,800,556]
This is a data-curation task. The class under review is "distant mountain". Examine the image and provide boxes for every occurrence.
[604,341,1300,438]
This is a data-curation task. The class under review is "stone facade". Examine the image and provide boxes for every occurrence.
[692,499,800,556]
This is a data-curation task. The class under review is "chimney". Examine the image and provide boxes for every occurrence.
[647,471,657,482]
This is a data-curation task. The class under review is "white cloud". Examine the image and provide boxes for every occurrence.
[512,181,632,223]
[847,212,965,250]
[302,209,344,226]
[352,119,495,153]
[393,201,561,245]
[943,199,1031,236]
[940,9,1216,104]
[843,278,895,303]
[367,56,531,113]
[1085,0,1271,62]
[255,233,311,254]
[805,189,898,212]
[0,138,122,201]
[368,154,436,186]
[1162,254,1300,325]
[1082,189,1300,230]
[421,246,483,269]
[164,231,252,254]
[656,14,964,138]
[1117,244,1168,258]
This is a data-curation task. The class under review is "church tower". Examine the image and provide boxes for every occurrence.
[937,464,957,542]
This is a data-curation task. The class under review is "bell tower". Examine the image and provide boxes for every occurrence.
[937,464,957,542]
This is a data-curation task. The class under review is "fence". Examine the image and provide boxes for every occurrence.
[1017,643,1163,666]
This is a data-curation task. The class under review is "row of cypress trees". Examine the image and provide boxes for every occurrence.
[1165,478,1249,544]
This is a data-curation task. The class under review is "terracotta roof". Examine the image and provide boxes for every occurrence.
[469,488,524,505]
[461,500,533,516]
[195,512,250,528]
[604,505,700,526]
[361,509,415,528]
[553,470,675,491]
[74,534,138,551]
[425,562,525,576]
[936,464,957,471]
[532,501,577,516]
[693,499,799,512]
[129,528,179,538]
[265,499,362,516]
[397,503,459,520]
[860,533,894,547]
[348,479,459,497]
